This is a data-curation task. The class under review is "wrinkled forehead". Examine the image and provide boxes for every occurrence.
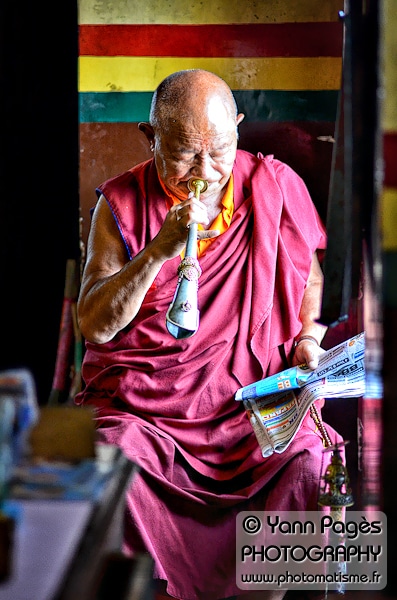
[162,95,237,140]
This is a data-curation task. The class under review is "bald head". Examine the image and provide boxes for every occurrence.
[138,70,245,201]
[149,70,239,133]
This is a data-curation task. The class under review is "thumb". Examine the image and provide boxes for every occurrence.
[198,229,220,240]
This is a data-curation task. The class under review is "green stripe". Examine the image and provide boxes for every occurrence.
[383,252,397,308]
[233,90,338,122]
[79,92,153,123]
[79,90,339,123]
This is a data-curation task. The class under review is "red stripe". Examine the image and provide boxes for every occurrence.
[79,23,342,58]
[384,132,397,188]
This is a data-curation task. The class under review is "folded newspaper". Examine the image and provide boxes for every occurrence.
[235,332,365,457]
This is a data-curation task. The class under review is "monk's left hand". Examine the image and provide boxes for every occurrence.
[292,339,326,370]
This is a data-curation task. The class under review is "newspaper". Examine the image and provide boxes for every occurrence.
[235,332,365,457]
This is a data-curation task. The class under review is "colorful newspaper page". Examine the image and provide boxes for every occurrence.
[236,332,365,456]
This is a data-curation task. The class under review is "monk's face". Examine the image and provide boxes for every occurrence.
[152,95,244,201]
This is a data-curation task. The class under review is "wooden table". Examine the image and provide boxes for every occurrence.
[0,446,153,600]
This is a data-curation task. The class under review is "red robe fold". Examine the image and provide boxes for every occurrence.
[75,150,341,600]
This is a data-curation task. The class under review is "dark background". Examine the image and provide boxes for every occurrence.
[0,3,80,403]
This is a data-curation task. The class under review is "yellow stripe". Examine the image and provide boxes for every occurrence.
[78,57,342,92]
[383,0,397,131]
[78,0,343,25]
[381,187,397,251]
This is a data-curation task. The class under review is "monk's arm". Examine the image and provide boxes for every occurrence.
[293,251,328,369]
[77,197,172,344]
[78,193,221,344]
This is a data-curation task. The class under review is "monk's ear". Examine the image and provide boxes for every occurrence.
[138,122,155,149]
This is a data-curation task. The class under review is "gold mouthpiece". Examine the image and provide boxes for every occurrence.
[187,178,208,196]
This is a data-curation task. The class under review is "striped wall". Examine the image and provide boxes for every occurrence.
[382,1,397,259]
[78,0,343,246]
[380,0,397,572]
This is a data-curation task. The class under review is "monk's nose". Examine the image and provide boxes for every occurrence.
[190,155,215,181]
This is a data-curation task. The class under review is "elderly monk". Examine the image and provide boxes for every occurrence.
[76,69,342,600]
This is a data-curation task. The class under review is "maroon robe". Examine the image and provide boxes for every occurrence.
[75,150,342,600]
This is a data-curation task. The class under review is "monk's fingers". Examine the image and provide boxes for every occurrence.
[303,344,325,370]
[294,340,325,370]
[197,229,220,240]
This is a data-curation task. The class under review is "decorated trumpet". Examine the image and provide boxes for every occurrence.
[166,178,208,339]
